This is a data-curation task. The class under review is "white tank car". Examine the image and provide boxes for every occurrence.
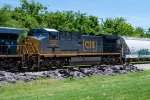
[118,37,150,59]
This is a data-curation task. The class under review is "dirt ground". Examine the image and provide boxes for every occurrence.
[134,64,150,70]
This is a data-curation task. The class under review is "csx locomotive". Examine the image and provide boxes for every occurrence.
[1,27,149,71]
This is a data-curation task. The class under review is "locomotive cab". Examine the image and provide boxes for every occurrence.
[0,27,24,71]
[26,28,59,54]
[0,27,24,54]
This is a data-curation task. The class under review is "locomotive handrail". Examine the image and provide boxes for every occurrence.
[18,45,29,55]
[28,43,36,54]
[33,43,39,54]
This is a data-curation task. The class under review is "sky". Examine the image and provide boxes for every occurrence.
[0,0,150,29]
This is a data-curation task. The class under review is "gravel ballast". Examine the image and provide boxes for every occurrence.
[0,64,143,85]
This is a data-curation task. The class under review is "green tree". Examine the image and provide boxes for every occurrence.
[101,17,134,36]
[19,0,47,16]
[1,4,12,11]
[133,27,145,37]
[0,0,149,38]
[15,0,47,28]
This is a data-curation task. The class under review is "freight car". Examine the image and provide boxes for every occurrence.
[0,27,141,71]
[120,37,150,62]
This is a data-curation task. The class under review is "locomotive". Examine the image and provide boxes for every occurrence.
[1,27,148,71]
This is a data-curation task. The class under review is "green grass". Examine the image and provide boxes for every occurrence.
[1,71,150,100]
[131,60,150,64]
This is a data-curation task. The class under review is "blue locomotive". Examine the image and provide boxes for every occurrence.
[20,28,123,70]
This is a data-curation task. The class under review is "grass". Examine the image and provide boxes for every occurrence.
[1,71,150,100]
[131,60,150,64]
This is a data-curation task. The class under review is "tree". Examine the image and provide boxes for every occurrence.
[1,4,12,11]
[101,17,134,36]
[0,0,149,38]
[19,0,47,16]
[133,27,145,37]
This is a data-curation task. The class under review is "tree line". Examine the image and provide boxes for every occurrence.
[0,0,150,38]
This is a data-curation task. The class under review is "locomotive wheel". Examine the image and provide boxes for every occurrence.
[41,59,53,69]
[101,56,117,65]
[110,57,118,65]
[107,57,111,65]
[54,60,61,68]
[52,59,65,68]
[0,63,4,71]
[64,58,70,66]
[11,61,19,71]
[46,62,52,69]
[59,61,65,68]
[46,65,52,69]
[57,59,66,68]
[104,57,110,65]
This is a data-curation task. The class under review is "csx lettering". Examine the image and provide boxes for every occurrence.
[84,41,95,49]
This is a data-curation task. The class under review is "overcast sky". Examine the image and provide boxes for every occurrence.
[0,0,150,29]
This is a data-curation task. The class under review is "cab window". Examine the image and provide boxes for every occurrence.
[49,32,58,40]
